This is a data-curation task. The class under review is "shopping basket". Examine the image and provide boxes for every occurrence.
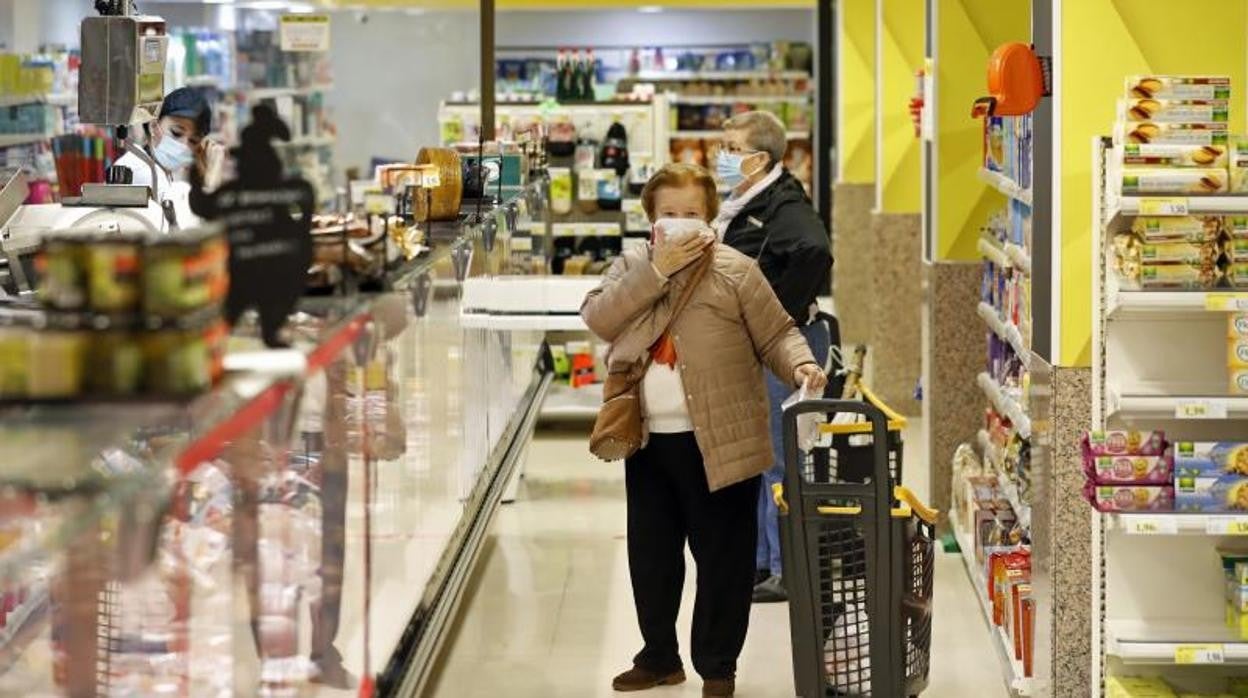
[776,379,938,697]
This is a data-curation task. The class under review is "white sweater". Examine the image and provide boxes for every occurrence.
[642,362,693,433]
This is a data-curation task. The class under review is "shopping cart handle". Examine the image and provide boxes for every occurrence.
[890,486,940,524]
[816,504,863,516]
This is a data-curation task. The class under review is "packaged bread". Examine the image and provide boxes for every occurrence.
[1139,261,1221,289]
[1131,215,1222,242]
[1119,98,1229,123]
[1115,120,1229,145]
[1126,75,1231,101]
[1121,167,1227,195]
[1119,143,1228,168]
[1139,240,1222,265]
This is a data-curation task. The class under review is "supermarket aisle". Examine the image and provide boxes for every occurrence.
[426,423,1007,698]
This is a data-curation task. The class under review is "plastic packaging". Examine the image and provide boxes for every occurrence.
[782,378,822,453]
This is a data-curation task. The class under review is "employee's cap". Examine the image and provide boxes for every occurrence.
[159,87,212,138]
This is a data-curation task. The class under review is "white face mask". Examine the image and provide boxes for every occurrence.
[652,217,707,244]
[153,133,195,173]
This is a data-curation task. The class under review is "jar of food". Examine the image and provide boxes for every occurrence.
[37,236,87,311]
[86,234,143,313]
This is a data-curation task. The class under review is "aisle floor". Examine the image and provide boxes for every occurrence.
[426,423,1009,698]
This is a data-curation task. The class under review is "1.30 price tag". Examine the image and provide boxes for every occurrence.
[1175,400,1229,420]
[1175,644,1224,664]
[1139,197,1190,216]
[1206,517,1248,535]
[1125,516,1177,535]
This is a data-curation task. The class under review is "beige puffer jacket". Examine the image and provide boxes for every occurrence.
[582,243,816,492]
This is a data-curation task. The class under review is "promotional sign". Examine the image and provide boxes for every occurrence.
[280,14,331,52]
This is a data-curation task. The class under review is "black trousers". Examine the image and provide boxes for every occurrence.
[625,432,761,680]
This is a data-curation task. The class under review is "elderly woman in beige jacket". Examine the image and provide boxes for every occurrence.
[581,163,826,698]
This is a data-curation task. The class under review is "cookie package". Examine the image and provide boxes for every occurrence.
[1086,483,1175,512]
[1083,430,1167,457]
[1174,442,1248,476]
[1175,474,1248,512]
[1083,453,1173,485]
[1125,75,1231,101]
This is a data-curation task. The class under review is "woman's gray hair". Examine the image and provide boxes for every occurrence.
[723,111,787,167]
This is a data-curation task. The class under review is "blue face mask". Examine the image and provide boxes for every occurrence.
[716,151,762,189]
[153,133,195,173]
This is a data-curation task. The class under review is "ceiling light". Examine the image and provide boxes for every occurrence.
[638,5,664,13]
[287,1,317,12]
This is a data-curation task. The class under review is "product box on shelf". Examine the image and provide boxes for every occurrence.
[1230,314,1248,339]
[1119,143,1229,168]
[1230,338,1248,367]
[1119,98,1229,124]
[1084,430,1167,457]
[1227,583,1248,613]
[1084,453,1173,485]
[1138,261,1222,289]
[1132,216,1222,243]
[1127,75,1232,101]
[1105,676,1176,698]
[1120,168,1228,195]
[1114,121,1230,146]
[1176,474,1248,512]
[1174,442,1248,477]
[1086,483,1175,512]
[1231,368,1248,394]
[1140,240,1222,265]
[1236,561,1248,586]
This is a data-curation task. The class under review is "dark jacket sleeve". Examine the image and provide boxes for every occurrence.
[769,201,833,324]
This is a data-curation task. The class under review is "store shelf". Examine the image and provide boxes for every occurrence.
[0,134,49,149]
[1004,243,1031,276]
[1107,195,1248,231]
[540,381,601,419]
[979,168,1033,207]
[977,372,1031,439]
[0,92,74,108]
[951,517,1034,696]
[978,238,1012,269]
[1107,289,1248,316]
[633,69,809,81]
[976,430,1031,528]
[1106,392,1248,420]
[669,129,807,140]
[238,83,334,100]
[1107,619,1248,665]
[668,95,810,105]
[977,302,1030,361]
[1107,512,1248,536]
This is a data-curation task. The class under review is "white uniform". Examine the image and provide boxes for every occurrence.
[114,150,200,232]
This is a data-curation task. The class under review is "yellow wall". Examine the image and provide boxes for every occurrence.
[934,0,1029,261]
[839,0,875,184]
[328,0,816,8]
[877,0,925,213]
[1059,0,1248,366]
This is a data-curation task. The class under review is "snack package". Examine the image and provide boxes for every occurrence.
[1230,314,1248,339]
[1132,216,1223,243]
[1121,168,1228,195]
[1139,261,1221,289]
[1083,430,1167,456]
[1228,584,1248,613]
[1228,215,1248,239]
[1120,98,1229,124]
[1233,138,1248,193]
[1176,474,1248,512]
[1084,453,1173,485]
[1229,263,1248,288]
[1120,142,1229,168]
[1105,676,1177,698]
[1115,120,1230,145]
[1228,238,1248,263]
[1126,75,1231,101]
[1140,240,1222,265]
[1175,442,1248,476]
[1231,339,1248,367]
[1086,483,1175,512]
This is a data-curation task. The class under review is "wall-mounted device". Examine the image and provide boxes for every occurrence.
[78,15,168,127]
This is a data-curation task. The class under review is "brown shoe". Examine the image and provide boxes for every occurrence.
[612,665,686,692]
[703,678,735,697]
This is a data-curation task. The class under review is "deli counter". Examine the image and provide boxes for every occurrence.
[0,211,552,696]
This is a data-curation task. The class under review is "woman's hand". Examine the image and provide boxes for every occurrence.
[653,229,714,277]
[198,139,227,190]
[793,363,828,393]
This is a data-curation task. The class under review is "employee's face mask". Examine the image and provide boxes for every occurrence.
[716,149,765,189]
[152,122,196,173]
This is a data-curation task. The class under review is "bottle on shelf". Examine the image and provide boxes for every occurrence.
[569,50,585,102]
[581,49,596,101]
[628,48,641,77]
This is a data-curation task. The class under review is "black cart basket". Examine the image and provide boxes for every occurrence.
[776,384,938,697]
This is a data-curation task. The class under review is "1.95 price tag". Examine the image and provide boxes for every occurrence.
[1175,644,1224,664]
[1206,517,1248,535]
[1175,400,1229,420]
[1138,197,1190,216]
[1124,516,1177,535]
[1205,293,1248,312]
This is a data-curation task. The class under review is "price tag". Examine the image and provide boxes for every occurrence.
[420,171,441,188]
[1175,400,1229,420]
[280,14,331,52]
[1175,644,1224,664]
[1206,517,1248,535]
[1125,516,1177,535]
[1205,293,1248,311]
[1138,197,1190,216]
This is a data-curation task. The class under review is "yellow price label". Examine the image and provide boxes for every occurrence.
[1205,293,1248,312]
[1206,517,1248,535]
[1175,400,1229,420]
[1175,644,1224,664]
[1138,197,1189,216]
[1125,516,1177,535]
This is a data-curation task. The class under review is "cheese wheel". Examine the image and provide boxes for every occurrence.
[415,147,464,221]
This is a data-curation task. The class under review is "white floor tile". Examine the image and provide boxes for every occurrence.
[427,424,1011,698]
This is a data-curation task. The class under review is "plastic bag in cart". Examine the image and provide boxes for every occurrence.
[824,601,871,695]
[782,377,824,452]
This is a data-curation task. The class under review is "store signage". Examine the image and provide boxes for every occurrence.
[1206,517,1248,535]
[1138,197,1189,216]
[1174,400,1228,420]
[190,105,314,348]
[280,14,331,52]
[1124,516,1177,535]
[1174,644,1224,664]
[1205,293,1248,311]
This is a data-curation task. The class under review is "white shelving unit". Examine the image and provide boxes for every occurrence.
[951,517,1034,697]
[1091,138,1248,696]
[978,302,1030,365]
[977,372,1032,439]
[979,167,1034,207]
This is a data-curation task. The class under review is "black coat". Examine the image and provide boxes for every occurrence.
[722,170,832,324]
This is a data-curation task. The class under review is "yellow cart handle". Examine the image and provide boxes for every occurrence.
[773,483,940,525]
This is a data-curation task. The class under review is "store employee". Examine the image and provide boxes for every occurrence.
[114,87,225,231]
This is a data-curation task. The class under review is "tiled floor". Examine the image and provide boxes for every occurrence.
[426,422,1009,698]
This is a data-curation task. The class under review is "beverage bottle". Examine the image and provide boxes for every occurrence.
[570,50,586,101]
[581,49,596,100]
[555,49,567,101]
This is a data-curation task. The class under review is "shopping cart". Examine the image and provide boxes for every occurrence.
[776,352,938,697]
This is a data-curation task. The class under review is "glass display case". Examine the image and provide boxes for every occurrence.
[0,214,551,696]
